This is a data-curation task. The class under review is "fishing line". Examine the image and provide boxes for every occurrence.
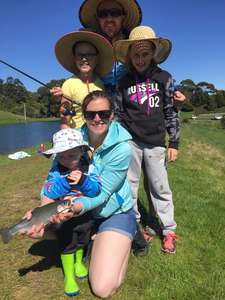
[0,59,80,106]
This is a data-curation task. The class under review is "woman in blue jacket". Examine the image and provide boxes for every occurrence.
[25,90,136,299]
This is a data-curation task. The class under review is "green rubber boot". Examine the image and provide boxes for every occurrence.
[61,254,80,297]
[74,248,88,279]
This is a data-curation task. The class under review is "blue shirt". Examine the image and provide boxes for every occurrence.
[42,159,101,200]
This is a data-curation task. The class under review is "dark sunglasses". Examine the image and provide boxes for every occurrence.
[97,8,124,18]
[84,110,112,120]
[75,52,98,60]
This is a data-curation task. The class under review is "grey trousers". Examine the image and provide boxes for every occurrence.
[128,140,177,235]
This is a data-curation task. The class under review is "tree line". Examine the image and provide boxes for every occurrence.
[0,77,225,118]
[177,79,225,113]
[0,77,64,118]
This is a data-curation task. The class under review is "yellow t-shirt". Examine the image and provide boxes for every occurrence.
[62,75,105,128]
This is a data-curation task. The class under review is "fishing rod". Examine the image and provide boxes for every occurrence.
[0,59,80,110]
[0,59,50,89]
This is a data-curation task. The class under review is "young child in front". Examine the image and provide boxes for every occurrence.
[50,30,114,129]
[41,128,101,297]
[114,26,180,254]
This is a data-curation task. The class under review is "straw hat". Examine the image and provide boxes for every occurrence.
[79,0,142,34]
[114,26,172,64]
[55,30,114,76]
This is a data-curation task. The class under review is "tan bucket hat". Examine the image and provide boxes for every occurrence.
[55,30,114,77]
[79,0,142,34]
[114,26,172,64]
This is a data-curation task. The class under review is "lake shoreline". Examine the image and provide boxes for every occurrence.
[0,120,60,155]
[0,110,59,125]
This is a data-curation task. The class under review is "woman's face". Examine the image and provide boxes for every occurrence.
[129,41,155,74]
[97,0,125,39]
[74,42,98,75]
[57,148,82,170]
[84,97,114,138]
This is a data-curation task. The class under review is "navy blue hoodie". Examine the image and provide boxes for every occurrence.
[117,66,180,149]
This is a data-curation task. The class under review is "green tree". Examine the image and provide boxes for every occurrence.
[0,78,3,93]
[181,101,194,112]
[2,77,28,103]
[215,90,225,108]
[178,79,196,103]
[197,81,216,95]
[37,79,65,117]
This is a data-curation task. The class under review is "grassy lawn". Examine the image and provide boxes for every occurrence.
[0,122,224,299]
[0,110,59,125]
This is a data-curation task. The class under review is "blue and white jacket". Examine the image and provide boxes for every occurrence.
[42,157,101,200]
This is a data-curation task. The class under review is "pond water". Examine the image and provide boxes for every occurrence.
[0,121,60,154]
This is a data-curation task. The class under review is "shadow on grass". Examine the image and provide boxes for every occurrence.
[138,198,149,226]
[18,239,61,276]
[138,198,163,237]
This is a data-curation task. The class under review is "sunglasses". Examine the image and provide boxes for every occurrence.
[84,110,112,120]
[75,52,98,60]
[97,8,124,18]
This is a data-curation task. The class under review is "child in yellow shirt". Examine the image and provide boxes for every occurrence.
[51,30,114,128]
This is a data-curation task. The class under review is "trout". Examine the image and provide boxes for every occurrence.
[0,200,72,244]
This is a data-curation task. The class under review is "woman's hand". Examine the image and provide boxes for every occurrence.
[50,199,83,224]
[72,201,83,214]
[19,197,54,239]
[23,209,33,221]
[19,210,45,239]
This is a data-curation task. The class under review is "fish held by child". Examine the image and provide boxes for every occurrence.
[0,200,72,244]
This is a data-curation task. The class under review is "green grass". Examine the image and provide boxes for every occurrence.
[0,123,225,299]
[181,111,225,129]
[0,110,59,125]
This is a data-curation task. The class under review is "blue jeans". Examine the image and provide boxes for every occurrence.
[96,209,136,240]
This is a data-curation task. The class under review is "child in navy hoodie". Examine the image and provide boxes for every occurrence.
[114,26,179,254]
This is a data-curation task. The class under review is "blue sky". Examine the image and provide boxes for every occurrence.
[0,0,224,91]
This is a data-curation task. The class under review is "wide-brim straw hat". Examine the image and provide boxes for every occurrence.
[55,30,114,77]
[79,0,142,34]
[114,26,172,64]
